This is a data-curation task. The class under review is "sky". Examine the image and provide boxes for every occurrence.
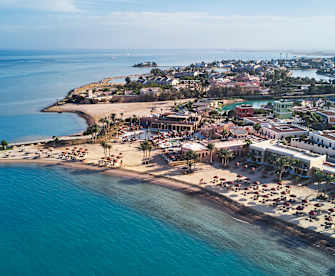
[0,0,335,50]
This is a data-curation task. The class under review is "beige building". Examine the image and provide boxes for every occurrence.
[250,140,326,177]
[141,113,201,132]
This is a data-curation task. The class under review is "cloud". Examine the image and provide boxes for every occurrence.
[1,10,335,49]
[73,12,335,48]
[0,0,79,12]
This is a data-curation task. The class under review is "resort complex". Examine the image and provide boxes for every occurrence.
[2,57,335,256]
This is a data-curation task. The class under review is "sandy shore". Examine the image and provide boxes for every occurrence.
[43,100,193,123]
[1,156,335,255]
[43,98,243,126]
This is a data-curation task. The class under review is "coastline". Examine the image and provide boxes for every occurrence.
[1,158,335,256]
[41,106,96,128]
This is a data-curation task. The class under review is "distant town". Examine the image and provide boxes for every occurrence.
[61,56,335,106]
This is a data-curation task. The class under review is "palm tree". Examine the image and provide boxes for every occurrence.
[184,150,199,172]
[120,112,124,121]
[312,168,326,195]
[253,123,261,133]
[132,115,137,127]
[110,113,116,122]
[140,141,149,161]
[147,143,153,159]
[324,173,335,195]
[100,141,107,157]
[91,124,99,143]
[1,140,8,150]
[274,156,291,181]
[107,143,112,157]
[217,149,234,167]
[99,117,108,136]
[221,129,230,140]
[207,143,215,164]
[243,139,252,154]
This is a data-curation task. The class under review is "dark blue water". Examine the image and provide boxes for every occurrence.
[0,164,334,275]
[0,49,283,142]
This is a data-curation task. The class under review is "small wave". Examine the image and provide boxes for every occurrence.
[231,217,250,224]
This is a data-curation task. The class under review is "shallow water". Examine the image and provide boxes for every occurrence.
[0,164,334,275]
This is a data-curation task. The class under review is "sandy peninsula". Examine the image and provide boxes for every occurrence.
[43,98,243,126]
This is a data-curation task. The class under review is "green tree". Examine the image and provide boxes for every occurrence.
[107,143,112,157]
[207,143,215,164]
[184,150,199,172]
[221,129,230,139]
[140,141,149,161]
[1,140,8,150]
[100,141,107,157]
[253,123,261,133]
[312,168,327,195]
[243,139,253,153]
[216,149,234,167]
[125,76,131,84]
[274,156,291,181]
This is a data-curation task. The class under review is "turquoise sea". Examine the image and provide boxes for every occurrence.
[1,164,334,275]
[1,49,335,275]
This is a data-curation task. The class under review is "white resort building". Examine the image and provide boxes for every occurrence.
[250,140,326,177]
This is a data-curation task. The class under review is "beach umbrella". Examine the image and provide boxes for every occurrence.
[255,181,260,185]
[214,176,219,179]
[244,165,248,169]
[236,162,240,166]
[284,202,290,207]
[314,203,323,207]
[251,167,256,172]
[237,175,243,178]
[329,208,335,213]
[326,216,333,222]
[245,178,250,181]
[290,194,297,198]
[271,187,276,191]
[220,178,226,181]
[296,205,304,210]
[309,211,317,216]
[281,191,287,195]
[263,184,268,188]
[302,199,309,204]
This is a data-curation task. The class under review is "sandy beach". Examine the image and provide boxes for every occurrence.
[43,98,243,126]
[2,142,335,256]
[44,100,192,124]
